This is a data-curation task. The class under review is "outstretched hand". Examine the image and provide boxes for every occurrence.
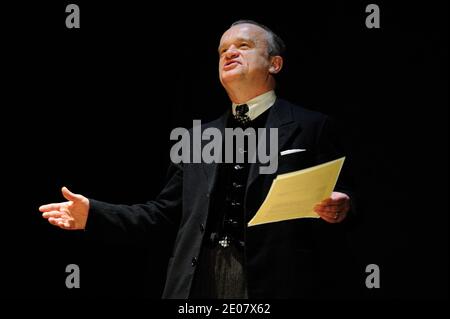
[39,187,89,230]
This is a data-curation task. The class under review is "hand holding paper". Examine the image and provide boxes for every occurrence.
[314,191,350,223]
[248,157,346,226]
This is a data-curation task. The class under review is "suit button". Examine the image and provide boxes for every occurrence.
[225,219,238,226]
[232,182,243,189]
[191,257,198,267]
[199,223,205,233]
[206,193,210,198]
[231,200,241,207]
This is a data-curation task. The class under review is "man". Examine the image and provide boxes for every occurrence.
[39,20,352,298]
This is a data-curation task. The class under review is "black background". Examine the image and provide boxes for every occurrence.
[1,1,447,300]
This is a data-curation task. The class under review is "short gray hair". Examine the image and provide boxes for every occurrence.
[230,20,286,57]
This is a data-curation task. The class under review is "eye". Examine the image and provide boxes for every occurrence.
[239,43,249,49]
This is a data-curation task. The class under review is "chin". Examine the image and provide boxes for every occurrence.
[220,71,243,85]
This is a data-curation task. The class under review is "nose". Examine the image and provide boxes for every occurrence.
[224,46,239,60]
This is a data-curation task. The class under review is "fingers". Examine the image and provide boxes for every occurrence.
[319,197,345,206]
[42,211,65,219]
[314,195,350,223]
[39,186,80,212]
[318,214,339,224]
[62,186,82,202]
[319,201,345,207]
[48,217,74,229]
[314,208,343,223]
[314,208,338,222]
[314,203,344,214]
[315,192,350,214]
[48,217,65,226]
[39,203,65,212]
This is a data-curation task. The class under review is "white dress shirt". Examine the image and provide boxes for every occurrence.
[232,90,276,121]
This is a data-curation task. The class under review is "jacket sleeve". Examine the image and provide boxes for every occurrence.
[84,162,183,242]
[315,115,357,218]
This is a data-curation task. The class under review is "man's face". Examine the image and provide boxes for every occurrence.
[218,24,272,87]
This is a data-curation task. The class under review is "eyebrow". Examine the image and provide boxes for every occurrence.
[218,37,256,52]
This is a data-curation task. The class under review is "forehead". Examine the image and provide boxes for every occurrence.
[219,24,268,46]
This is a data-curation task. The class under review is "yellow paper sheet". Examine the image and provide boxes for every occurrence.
[248,157,345,227]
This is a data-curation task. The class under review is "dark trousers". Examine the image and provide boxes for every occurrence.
[190,243,248,299]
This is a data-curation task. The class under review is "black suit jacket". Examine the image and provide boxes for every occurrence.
[86,98,353,298]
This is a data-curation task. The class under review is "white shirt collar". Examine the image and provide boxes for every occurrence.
[232,90,276,121]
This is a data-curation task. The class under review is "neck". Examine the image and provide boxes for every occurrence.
[226,86,274,104]
[224,77,275,104]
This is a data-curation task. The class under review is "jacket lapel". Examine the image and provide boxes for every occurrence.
[201,111,229,193]
[201,99,302,198]
[246,99,300,191]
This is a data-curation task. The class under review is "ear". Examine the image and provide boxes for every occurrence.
[269,56,283,74]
